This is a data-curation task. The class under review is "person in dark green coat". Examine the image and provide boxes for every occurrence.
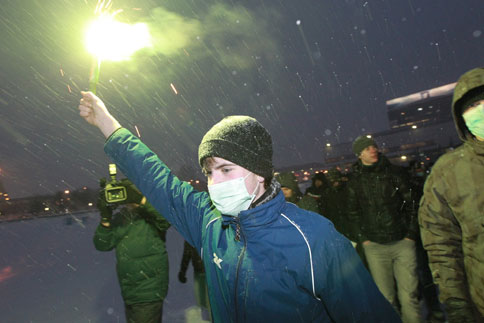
[94,179,170,323]
[322,168,351,238]
[275,172,320,213]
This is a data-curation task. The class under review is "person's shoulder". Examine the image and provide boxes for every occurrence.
[282,202,334,232]
[431,144,466,171]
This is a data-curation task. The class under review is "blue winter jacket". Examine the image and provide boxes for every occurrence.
[104,128,400,323]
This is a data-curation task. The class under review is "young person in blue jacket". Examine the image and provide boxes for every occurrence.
[79,91,401,323]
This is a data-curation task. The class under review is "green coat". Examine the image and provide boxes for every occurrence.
[419,68,484,320]
[93,204,170,305]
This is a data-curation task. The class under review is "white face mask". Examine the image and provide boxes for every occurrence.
[208,173,259,216]
[463,102,484,139]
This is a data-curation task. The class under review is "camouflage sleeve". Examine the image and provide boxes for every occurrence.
[418,170,475,321]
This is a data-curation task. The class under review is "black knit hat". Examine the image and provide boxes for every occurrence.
[198,116,274,178]
[352,135,378,156]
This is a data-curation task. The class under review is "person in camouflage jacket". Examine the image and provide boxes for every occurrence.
[419,67,484,322]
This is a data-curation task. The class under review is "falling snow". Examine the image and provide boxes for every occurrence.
[0,0,483,319]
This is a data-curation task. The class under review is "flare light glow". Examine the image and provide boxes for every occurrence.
[85,12,151,93]
[85,15,151,62]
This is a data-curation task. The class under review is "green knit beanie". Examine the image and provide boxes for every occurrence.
[352,135,378,156]
[198,116,274,178]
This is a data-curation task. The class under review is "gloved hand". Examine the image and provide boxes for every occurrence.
[178,271,187,283]
[97,194,113,225]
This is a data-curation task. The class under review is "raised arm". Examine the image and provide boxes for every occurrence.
[78,91,214,250]
[78,91,121,138]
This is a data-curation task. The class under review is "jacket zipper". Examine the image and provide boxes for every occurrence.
[235,222,241,241]
[234,219,247,323]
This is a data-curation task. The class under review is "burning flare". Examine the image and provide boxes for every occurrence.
[85,1,151,93]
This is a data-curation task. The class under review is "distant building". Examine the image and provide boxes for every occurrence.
[323,83,461,168]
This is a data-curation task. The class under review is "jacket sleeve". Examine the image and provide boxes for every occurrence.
[346,179,367,243]
[93,222,119,251]
[104,128,213,251]
[315,226,401,322]
[418,170,476,320]
[395,171,419,241]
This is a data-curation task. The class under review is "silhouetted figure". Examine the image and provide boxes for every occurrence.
[178,240,211,321]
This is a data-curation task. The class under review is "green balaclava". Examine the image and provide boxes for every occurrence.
[198,116,274,179]
[352,135,378,156]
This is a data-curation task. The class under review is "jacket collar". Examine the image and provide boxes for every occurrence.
[221,191,285,229]
[353,153,390,173]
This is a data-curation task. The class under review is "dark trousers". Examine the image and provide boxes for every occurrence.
[125,301,163,323]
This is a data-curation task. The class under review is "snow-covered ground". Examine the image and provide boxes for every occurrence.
[0,212,208,323]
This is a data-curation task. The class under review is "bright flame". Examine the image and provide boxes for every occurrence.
[85,15,151,61]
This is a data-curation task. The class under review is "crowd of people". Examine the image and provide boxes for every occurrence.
[83,67,483,323]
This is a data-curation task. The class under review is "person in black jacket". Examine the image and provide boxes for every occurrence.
[321,168,349,237]
[347,136,421,323]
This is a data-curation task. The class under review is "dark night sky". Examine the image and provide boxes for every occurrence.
[0,0,483,198]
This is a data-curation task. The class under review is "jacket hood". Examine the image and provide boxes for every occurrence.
[452,67,484,141]
[222,191,286,229]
